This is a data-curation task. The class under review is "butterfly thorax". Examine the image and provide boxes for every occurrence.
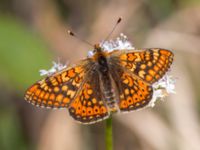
[92,44,110,75]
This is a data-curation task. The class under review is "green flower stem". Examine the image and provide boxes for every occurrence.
[106,118,113,150]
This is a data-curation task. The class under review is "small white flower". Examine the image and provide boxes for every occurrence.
[149,89,164,107]
[39,68,56,76]
[52,61,67,71]
[87,50,94,57]
[39,61,67,76]
[148,74,176,107]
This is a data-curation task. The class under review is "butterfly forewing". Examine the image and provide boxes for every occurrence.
[24,61,89,108]
[112,48,174,84]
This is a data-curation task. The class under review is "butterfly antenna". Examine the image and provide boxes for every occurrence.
[67,30,93,47]
[103,17,122,42]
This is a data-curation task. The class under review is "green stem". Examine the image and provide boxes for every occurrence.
[106,118,113,150]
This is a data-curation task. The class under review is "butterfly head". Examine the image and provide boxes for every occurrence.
[87,43,105,58]
[94,43,103,53]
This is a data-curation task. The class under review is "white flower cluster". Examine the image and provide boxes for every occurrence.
[101,33,135,52]
[39,61,67,76]
[87,33,134,57]
[149,75,176,107]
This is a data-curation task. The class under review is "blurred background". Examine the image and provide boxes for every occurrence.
[0,0,200,150]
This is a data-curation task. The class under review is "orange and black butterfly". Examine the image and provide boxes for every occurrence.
[24,42,173,124]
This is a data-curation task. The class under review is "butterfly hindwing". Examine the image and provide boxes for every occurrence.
[68,71,109,124]
[110,64,153,112]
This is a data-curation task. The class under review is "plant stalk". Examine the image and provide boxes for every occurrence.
[106,118,113,150]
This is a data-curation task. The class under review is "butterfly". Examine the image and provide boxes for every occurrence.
[24,43,173,124]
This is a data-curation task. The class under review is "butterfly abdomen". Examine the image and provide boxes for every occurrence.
[104,89,118,111]
[97,52,118,112]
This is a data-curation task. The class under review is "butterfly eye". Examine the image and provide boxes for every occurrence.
[93,49,97,53]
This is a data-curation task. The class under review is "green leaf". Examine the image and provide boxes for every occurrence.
[0,16,53,91]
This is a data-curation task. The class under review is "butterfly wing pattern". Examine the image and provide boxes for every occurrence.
[116,48,174,83]
[69,71,109,124]
[25,60,110,124]
[110,64,153,112]
[24,62,88,108]
[25,47,173,124]
[109,48,173,112]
